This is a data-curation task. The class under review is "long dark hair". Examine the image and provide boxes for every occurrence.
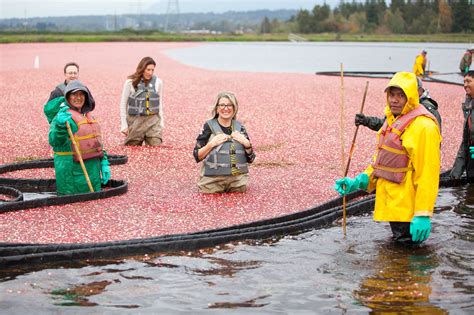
[128,57,156,88]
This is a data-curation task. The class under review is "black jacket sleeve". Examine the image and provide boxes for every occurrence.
[365,116,385,131]
[193,122,212,163]
[48,87,64,102]
[450,118,469,178]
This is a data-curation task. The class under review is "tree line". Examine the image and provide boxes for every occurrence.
[260,0,473,34]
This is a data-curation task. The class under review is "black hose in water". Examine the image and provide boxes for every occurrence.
[0,156,465,270]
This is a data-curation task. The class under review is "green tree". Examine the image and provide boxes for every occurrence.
[384,9,406,34]
[312,4,331,32]
[366,0,379,25]
[400,0,418,33]
[452,0,473,32]
[260,16,272,34]
[270,18,284,33]
[336,0,365,19]
[296,9,313,33]
[349,11,368,32]
[390,0,405,12]
[409,8,438,34]
[313,4,331,21]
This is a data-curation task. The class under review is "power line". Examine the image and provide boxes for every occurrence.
[164,0,180,32]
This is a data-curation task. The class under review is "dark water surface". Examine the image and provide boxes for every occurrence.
[1,186,472,313]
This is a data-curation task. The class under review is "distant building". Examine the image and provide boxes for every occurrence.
[180,29,221,35]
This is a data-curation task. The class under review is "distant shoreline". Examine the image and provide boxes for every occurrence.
[1,31,473,44]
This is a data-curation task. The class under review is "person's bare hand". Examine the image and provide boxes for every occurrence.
[231,131,251,148]
[210,134,229,148]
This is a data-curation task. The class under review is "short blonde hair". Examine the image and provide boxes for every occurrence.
[211,91,239,119]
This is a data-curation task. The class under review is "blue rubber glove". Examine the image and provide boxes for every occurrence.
[101,159,111,185]
[55,105,72,126]
[410,216,431,243]
[465,67,470,75]
[334,173,369,196]
[470,146,474,158]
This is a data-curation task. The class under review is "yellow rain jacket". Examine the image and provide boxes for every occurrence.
[364,72,441,222]
[413,54,426,77]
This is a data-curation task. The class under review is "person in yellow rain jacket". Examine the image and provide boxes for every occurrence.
[413,50,427,77]
[334,72,442,244]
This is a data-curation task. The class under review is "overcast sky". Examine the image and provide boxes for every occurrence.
[0,0,337,19]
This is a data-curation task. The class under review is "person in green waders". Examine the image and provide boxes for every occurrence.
[334,72,442,244]
[46,80,111,195]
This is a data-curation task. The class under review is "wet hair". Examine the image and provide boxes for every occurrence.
[211,91,239,119]
[128,56,156,89]
[63,62,79,73]
[465,70,474,79]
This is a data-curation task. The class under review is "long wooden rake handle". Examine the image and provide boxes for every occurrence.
[66,121,94,192]
[341,80,369,237]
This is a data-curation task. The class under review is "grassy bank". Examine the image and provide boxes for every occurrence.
[1,31,473,43]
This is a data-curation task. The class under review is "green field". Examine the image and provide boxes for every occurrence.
[1,31,473,43]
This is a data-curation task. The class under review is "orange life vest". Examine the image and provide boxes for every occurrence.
[55,110,104,162]
[372,106,437,183]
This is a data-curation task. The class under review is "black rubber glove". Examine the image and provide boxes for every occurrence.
[355,113,369,126]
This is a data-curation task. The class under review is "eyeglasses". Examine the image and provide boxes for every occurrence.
[217,103,234,109]
[66,71,78,75]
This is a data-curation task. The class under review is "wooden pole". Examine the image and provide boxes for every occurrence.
[66,121,94,192]
[340,63,347,237]
[344,81,369,178]
[341,80,369,238]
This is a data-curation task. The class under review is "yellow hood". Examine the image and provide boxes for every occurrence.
[384,72,420,124]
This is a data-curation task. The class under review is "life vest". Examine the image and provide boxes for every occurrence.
[203,119,249,176]
[127,76,160,116]
[372,106,437,183]
[55,109,104,162]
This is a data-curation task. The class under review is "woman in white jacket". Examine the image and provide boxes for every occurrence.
[119,56,164,146]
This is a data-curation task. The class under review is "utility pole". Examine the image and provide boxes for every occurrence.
[164,0,180,32]
[136,0,142,29]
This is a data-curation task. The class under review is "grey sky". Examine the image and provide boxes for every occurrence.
[0,0,335,19]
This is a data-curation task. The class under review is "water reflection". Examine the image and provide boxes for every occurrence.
[51,280,114,307]
[353,243,447,314]
[0,187,473,313]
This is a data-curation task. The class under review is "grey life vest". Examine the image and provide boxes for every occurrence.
[203,119,249,176]
[127,76,160,116]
